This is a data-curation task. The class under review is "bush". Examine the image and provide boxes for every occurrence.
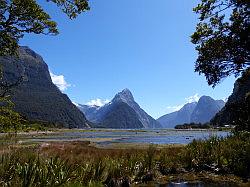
[184,132,250,178]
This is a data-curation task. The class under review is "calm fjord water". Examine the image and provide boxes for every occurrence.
[30,129,229,145]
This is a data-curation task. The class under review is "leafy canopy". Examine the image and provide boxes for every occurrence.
[0,0,89,56]
[0,96,24,132]
[192,0,250,87]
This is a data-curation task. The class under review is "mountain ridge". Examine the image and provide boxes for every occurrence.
[0,46,90,128]
[78,89,161,128]
[157,96,225,128]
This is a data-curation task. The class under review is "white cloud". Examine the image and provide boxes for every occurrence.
[185,93,200,103]
[165,94,200,113]
[50,71,71,92]
[86,98,110,107]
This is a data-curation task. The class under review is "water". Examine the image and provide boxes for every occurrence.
[154,181,233,187]
[136,181,235,187]
[28,129,229,145]
[24,129,232,187]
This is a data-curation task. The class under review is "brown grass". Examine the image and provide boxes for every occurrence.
[37,141,182,164]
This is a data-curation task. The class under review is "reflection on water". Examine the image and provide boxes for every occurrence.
[27,129,229,145]
[160,181,203,187]
[138,181,234,187]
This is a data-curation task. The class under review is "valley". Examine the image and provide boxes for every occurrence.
[0,0,249,186]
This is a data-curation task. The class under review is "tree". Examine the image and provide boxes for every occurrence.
[0,0,89,131]
[0,96,24,132]
[0,57,26,132]
[0,0,89,56]
[191,0,250,87]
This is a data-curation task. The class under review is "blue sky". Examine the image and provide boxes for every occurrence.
[21,0,236,118]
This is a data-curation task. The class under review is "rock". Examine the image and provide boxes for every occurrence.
[0,46,90,128]
[78,89,161,129]
[211,68,250,130]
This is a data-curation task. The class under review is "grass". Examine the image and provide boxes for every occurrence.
[184,131,250,178]
[0,132,249,186]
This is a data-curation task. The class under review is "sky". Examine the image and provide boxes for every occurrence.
[20,0,236,118]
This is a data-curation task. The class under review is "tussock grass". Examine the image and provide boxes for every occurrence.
[0,132,249,186]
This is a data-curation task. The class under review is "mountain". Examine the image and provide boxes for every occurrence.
[190,96,225,124]
[211,69,250,129]
[101,102,144,129]
[77,104,100,122]
[157,102,197,128]
[78,89,161,128]
[0,46,90,128]
[157,96,225,128]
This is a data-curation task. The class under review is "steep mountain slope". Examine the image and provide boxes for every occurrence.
[78,89,161,128]
[176,102,198,124]
[0,46,90,128]
[157,96,225,128]
[157,102,197,128]
[211,69,250,128]
[190,96,225,124]
[112,89,161,128]
[101,102,144,129]
[77,104,100,122]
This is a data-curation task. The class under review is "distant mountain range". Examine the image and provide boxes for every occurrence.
[77,89,162,129]
[0,46,90,128]
[157,96,225,128]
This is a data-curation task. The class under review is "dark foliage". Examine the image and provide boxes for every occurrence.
[175,122,211,129]
[0,0,89,56]
[192,0,250,87]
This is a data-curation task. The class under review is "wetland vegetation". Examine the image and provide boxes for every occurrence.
[0,0,249,186]
[0,130,249,187]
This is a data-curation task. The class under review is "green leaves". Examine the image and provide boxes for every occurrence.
[0,96,25,132]
[0,0,90,56]
[192,0,250,87]
[48,0,90,19]
[0,0,58,56]
[185,133,250,177]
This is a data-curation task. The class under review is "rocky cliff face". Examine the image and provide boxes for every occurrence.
[78,89,161,128]
[112,89,161,128]
[0,46,90,128]
[211,69,250,128]
[101,102,144,129]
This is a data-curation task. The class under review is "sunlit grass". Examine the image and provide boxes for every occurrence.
[0,132,249,186]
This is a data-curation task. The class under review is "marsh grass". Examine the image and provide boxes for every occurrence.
[0,132,249,186]
[183,132,250,178]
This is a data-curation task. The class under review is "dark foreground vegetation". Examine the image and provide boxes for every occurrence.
[175,123,211,129]
[0,132,249,187]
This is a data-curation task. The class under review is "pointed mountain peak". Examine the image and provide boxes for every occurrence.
[198,95,215,103]
[121,88,133,95]
[112,88,134,103]
[199,95,213,100]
